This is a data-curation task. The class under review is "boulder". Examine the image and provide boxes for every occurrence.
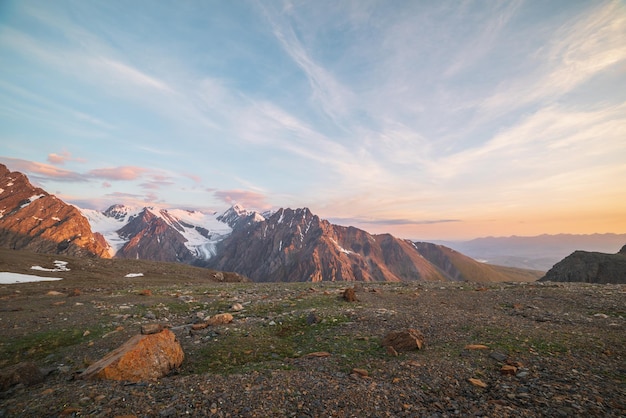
[343,287,358,302]
[381,328,425,351]
[0,362,44,390]
[80,329,184,382]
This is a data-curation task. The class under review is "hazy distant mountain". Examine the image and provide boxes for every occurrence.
[0,164,110,258]
[437,234,626,271]
[540,245,626,284]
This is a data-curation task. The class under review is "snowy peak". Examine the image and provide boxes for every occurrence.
[103,204,141,221]
[217,204,265,228]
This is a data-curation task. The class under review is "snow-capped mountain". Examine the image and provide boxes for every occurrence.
[1,165,543,283]
[80,204,264,262]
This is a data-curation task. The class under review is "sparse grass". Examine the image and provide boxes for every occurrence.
[0,327,111,367]
[187,311,385,375]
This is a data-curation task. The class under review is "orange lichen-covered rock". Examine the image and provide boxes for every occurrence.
[80,329,183,382]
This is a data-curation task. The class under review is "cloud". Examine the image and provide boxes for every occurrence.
[260,2,355,127]
[0,157,86,182]
[479,2,626,116]
[102,182,111,188]
[88,166,148,181]
[183,173,202,183]
[97,58,173,93]
[330,217,461,226]
[47,151,85,165]
[214,189,271,210]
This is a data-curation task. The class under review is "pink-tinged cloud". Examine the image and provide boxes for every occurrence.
[102,182,112,188]
[214,189,270,210]
[47,151,71,165]
[183,173,202,183]
[88,166,148,181]
[0,157,86,182]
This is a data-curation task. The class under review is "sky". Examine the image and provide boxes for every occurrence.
[1,0,625,240]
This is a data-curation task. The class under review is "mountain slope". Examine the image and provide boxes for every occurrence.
[412,242,511,283]
[539,245,626,284]
[0,164,110,258]
[205,207,503,282]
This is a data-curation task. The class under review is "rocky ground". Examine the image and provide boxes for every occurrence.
[0,271,625,417]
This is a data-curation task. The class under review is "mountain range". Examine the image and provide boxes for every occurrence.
[437,234,626,271]
[16,163,623,283]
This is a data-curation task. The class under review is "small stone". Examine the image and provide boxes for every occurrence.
[468,378,488,388]
[593,313,608,319]
[83,330,91,337]
[306,312,320,325]
[465,344,489,350]
[516,371,529,378]
[205,313,234,326]
[159,406,177,417]
[141,323,166,335]
[60,407,82,416]
[305,351,331,358]
[490,351,508,362]
[46,291,64,296]
[69,289,81,297]
[381,329,425,351]
[144,311,157,320]
[500,364,517,375]
[351,368,369,378]
[138,289,152,296]
[343,287,358,302]
[230,303,244,312]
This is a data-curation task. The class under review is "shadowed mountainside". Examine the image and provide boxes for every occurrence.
[540,245,626,284]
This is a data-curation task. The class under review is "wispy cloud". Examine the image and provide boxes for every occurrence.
[480,1,626,116]
[88,166,149,181]
[214,189,271,210]
[0,157,86,182]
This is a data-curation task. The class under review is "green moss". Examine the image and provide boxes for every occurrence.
[187,311,384,375]
[0,328,102,366]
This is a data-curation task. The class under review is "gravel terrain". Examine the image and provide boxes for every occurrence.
[1,275,625,417]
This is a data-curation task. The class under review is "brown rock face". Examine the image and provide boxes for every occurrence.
[80,329,184,382]
[115,208,194,263]
[208,208,447,282]
[0,164,110,258]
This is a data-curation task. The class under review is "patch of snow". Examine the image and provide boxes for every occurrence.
[331,238,354,255]
[31,260,70,272]
[52,217,61,221]
[0,188,4,194]
[19,194,45,209]
[124,273,144,278]
[0,272,63,284]
[6,182,14,186]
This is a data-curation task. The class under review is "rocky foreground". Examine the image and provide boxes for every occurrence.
[0,277,624,417]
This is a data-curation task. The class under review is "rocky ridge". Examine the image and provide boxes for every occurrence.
[0,164,110,258]
[540,245,626,284]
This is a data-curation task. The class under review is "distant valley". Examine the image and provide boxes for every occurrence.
[436,234,626,271]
